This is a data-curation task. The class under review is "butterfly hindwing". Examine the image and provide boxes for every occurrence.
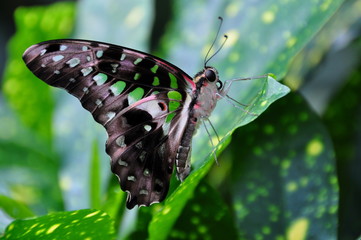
[23,39,195,208]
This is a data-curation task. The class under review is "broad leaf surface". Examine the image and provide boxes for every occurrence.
[1,209,115,240]
[228,93,338,239]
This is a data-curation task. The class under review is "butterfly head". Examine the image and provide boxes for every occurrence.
[194,66,222,90]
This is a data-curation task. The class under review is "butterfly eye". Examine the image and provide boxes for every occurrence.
[205,69,216,82]
[216,80,223,90]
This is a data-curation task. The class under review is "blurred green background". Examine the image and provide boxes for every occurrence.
[0,0,360,239]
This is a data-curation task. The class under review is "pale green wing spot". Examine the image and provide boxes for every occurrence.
[93,73,108,85]
[134,58,142,65]
[134,73,141,80]
[151,64,159,73]
[169,73,178,88]
[128,87,145,105]
[110,81,126,96]
[167,91,182,101]
[152,76,160,86]
[166,91,182,122]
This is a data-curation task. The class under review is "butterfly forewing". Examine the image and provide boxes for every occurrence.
[23,39,195,208]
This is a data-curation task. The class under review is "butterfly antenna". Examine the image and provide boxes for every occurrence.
[204,16,226,67]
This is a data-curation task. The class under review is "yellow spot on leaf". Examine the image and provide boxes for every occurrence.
[260,100,268,107]
[162,206,171,215]
[85,211,100,218]
[46,224,61,234]
[262,10,275,24]
[306,139,323,156]
[287,218,309,240]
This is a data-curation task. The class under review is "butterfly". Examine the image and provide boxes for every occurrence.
[22,38,260,209]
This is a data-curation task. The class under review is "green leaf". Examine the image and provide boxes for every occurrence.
[324,67,361,238]
[2,2,75,141]
[1,209,115,240]
[168,181,238,240]
[0,195,34,219]
[228,92,338,239]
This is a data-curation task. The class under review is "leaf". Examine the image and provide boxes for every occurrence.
[168,181,238,240]
[228,92,338,239]
[0,195,34,219]
[1,209,115,240]
[324,68,361,238]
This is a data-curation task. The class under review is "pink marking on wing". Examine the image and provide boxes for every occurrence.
[132,95,157,107]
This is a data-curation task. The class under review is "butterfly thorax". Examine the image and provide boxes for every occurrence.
[191,67,220,120]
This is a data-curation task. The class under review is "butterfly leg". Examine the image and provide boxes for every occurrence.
[216,93,259,116]
[202,119,219,165]
[220,74,269,97]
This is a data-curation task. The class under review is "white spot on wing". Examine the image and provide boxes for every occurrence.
[82,46,88,51]
[116,135,126,148]
[96,50,103,58]
[120,53,126,61]
[54,70,60,74]
[127,176,136,182]
[66,58,80,68]
[106,112,116,122]
[60,45,67,51]
[95,99,103,107]
[83,87,89,94]
[40,49,47,56]
[144,125,151,132]
[143,169,150,177]
[81,67,93,76]
[139,189,149,195]
[118,159,128,166]
[111,64,119,73]
[52,55,64,62]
